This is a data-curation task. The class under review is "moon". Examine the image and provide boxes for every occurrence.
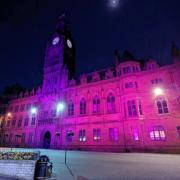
[107,0,120,8]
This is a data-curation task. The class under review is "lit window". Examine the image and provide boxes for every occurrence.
[109,128,119,141]
[149,126,166,141]
[93,128,101,141]
[80,98,86,115]
[107,93,115,113]
[68,101,74,116]
[79,129,86,142]
[156,98,169,114]
[93,96,100,113]
[133,128,139,141]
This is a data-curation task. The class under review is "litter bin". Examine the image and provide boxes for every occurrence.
[36,155,49,178]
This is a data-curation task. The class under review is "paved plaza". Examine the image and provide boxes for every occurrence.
[38,149,180,180]
[1,148,180,180]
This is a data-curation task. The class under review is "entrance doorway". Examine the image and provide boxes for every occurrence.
[43,131,51,149]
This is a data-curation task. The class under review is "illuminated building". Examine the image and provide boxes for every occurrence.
[1,16,180,152]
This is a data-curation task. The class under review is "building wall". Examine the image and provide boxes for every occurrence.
[1,60,180,152]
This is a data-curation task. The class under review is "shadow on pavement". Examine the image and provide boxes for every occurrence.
[77,176,89,180]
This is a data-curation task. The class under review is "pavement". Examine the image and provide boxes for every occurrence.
[38,149,180,180]
[1,149,180,180]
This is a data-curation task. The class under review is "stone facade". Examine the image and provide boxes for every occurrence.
[0,16,180,152]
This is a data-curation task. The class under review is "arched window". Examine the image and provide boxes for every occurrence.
[107,93,115,113]
[156,98,169,114]
[80,98,86,115]
[93,96,100,113]
[127,100,137,117]
[68,101,74,116]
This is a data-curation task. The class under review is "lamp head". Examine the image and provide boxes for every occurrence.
[154,88,163,96]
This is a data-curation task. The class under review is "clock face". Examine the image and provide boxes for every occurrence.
[67,39,72,48]
[52,37,60,45]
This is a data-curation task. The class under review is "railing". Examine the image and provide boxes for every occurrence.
[38,118,55,126]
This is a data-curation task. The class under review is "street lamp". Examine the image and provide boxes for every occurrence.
[7,112,12,119]
[56,102,65,114]
[154,87,164,96]
[31,107,37,115]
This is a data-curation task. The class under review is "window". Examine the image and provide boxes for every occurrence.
[156,98,169,114]
[12,117,16,127]
[125,82,138,89]
[138,99,143,115]
[125,82,134,88]
[80,98,86,115]
[6,121,10,128]
[14,105,19,113]
[68,101,74,116]
[176,126,180,139]
[93,96,100,113]
[24,117,29,127]
[28,133,33,144]
[107,93,115,113]
[93,128,101,141]
[26,103,31,110]
[21,133,26,143]
[132,66,139,73]
[51,109,56,117]
[151,78,163,84]
[31,116,36,125]
[123,66,131,74]
[18,118,22,128]
[127,100,137,117]
[79,129,86,142]
[20,104,25,112]
[149,126,166,141]
[133,128,139,141]
[109,128,119,141]
[14,135,18,143]
[9,134,13,144]
[66,130,73,142]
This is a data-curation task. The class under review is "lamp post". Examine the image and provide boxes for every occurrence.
[30,107,38,147]
[6,112,12,149]
[56,101,71,164]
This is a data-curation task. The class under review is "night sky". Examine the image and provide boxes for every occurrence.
[0,0,180,93]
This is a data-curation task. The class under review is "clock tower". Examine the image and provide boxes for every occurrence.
[42,15,76,95]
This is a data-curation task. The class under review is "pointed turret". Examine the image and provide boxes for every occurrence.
[122,49,136,61]
[171,42,180,64]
